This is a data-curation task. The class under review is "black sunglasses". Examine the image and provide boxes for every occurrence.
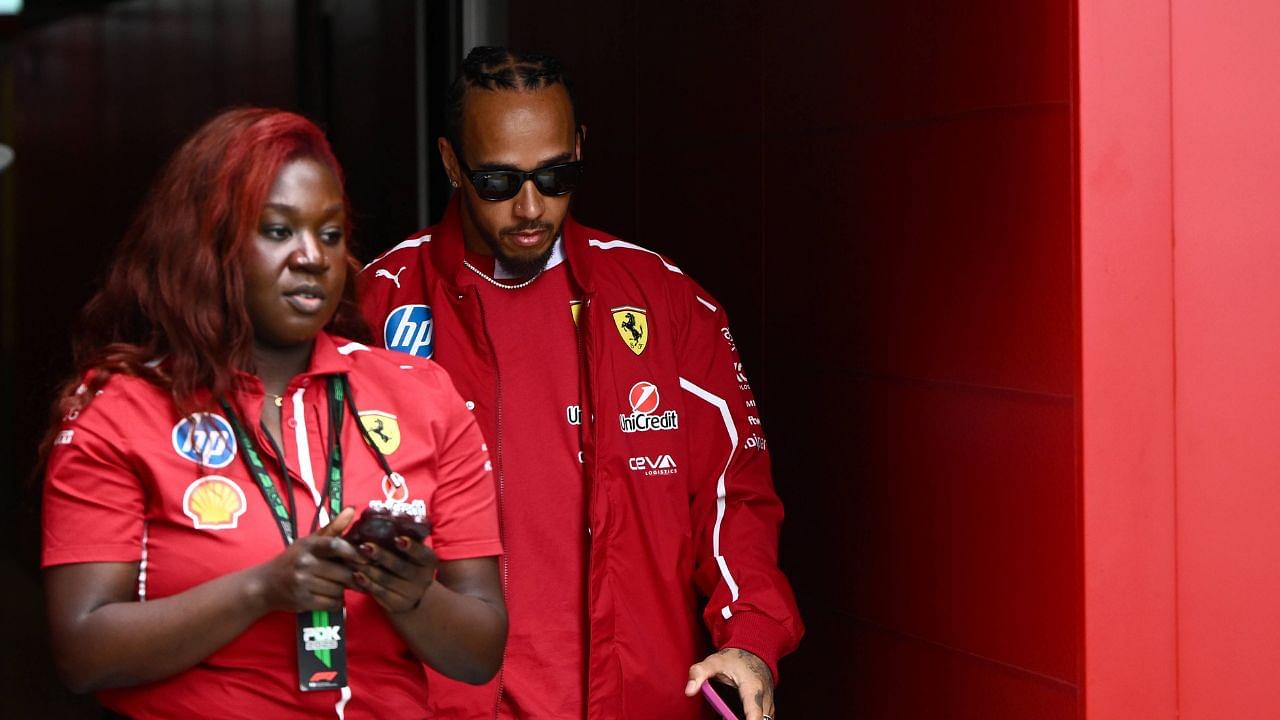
[459,159,584,202]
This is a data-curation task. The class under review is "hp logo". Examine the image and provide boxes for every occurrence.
[384,304,434,358]
[171,413,238,468]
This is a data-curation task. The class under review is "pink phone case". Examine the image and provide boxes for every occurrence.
[700,683,741,720]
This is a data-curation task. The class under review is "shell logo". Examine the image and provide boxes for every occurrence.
[182,475,248,530]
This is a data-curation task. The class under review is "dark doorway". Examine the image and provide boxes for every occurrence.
[2,2,1080,718]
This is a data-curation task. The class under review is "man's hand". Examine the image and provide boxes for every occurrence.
[685,647,776,720]
[351,534,440,614]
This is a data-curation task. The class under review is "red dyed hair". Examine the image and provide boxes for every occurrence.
[49,107,368,424]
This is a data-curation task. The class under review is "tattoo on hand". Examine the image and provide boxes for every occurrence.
[716,647,773,709]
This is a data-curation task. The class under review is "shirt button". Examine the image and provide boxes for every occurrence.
[465,401,476,411]
[287,418,298,429]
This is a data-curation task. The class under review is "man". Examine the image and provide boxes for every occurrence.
[359,47,802,720]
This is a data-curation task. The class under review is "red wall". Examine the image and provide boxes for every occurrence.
[1082,1,1280,718]
[513,3,1080,717]
[1077,0,1178,716]
[1173,1,1280,714]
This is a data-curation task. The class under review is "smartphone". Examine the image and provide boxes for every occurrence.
[344,506,431,552]
[701,682,744,720]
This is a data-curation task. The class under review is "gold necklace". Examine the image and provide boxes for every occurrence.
[266,393,284,408]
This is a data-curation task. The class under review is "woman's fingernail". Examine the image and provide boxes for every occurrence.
[354,572,367,585]
[395,536,410,549]
[360,543,375,556]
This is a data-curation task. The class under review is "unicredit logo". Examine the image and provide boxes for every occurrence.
[620,380,678,433]
[629,381,660,413]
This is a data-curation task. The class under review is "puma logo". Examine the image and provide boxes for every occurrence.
[375,266,406,289]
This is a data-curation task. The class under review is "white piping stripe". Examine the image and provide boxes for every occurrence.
[695,296,717,312]
[678,376,741,618]
[588,238,684,274]
[336,341,370,355]
[335,673,352,718]
[291,388,328,525]
[361,234,431,271]
[137,522,149,601]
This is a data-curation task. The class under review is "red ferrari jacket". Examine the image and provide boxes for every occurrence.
[358,199,803,719]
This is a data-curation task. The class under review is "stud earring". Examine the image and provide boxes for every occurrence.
[450,179,459,188]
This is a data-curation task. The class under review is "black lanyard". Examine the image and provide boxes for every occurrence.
[219,375,347,545]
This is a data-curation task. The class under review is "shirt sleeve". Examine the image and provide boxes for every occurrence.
[425,371,503,562]
[43,417,147,568]
[676,281,805,683]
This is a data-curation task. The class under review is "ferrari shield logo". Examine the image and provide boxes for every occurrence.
[611,305,648,355]
[358,412,401,455]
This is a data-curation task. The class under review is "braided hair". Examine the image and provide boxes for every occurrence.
[445,46,578,158]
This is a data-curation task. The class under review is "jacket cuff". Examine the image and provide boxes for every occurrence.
[720,612,790,685]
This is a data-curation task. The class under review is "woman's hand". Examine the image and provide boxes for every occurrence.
[45,506,359,693]
[247,507,359,613]
[351,534,440,613]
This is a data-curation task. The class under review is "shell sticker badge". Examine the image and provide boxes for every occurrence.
[182,475,248,530]
[359,411,401,455]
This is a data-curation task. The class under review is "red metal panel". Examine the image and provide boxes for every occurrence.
[932,0,1073,111]
[826,373,1077,680]
[1170,1,1280,717]
[784,609,1078,718]
[762,1,1071,135]
[761,2,935,132]
[761,111,1075,396]
[1077,0,1179,718]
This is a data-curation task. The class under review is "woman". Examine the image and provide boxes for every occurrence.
[41,108,506,718]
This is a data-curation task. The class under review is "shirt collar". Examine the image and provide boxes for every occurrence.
[232,331,360,396]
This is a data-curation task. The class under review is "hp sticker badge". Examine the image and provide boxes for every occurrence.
[385,304,434,358]
[182,476,247,530]
[171,413,237,468]
[358,411,401,455]
[611,305,648,355]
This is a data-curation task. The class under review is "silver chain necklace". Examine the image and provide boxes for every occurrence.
[463,259,544,290]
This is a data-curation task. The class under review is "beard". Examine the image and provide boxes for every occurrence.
[480,220,559,279]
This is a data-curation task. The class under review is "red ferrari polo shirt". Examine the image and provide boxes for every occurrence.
[43,333,502,719]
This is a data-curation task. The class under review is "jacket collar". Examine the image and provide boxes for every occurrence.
[430,194,598,293]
